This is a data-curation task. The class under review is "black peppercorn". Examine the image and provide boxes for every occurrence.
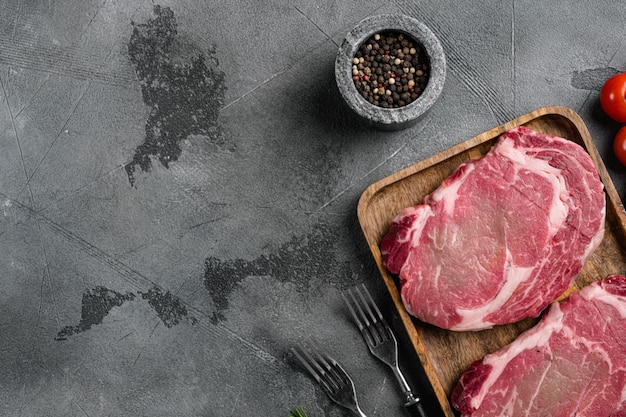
[352,31,430,108]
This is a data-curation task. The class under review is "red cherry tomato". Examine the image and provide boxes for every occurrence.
[600,72,626,123]
[615,126,626,166]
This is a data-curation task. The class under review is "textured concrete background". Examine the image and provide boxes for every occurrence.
[1,1,624,416]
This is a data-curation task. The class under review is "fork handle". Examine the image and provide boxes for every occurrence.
[354,409,369,417]
[405,399,428,417]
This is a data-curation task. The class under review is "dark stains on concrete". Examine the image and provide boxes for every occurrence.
[139,286,196,327]
[55,286,136,340]
[203,223,355,324]
[571,67,620,91]
[125,5,227,186]
[55,285,195,340]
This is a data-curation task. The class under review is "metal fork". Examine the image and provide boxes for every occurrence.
[343,284,428,417]
[292,343,369,417]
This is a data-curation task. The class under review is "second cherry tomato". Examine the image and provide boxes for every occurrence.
[615,126,626,167]
[600,72,626,123]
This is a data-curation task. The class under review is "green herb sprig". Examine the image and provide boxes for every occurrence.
[288,406,308,417]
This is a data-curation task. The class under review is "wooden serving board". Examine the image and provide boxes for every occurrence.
[357,106,626,417]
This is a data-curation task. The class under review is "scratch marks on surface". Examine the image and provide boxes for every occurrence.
[293,5,338,47]
[0,65,38,214]
[0,2,136,87]
[37,163,127,213]
[124,5,227,186]
[55,285,196,340]
[10,0,21,42]
[394,1,516,124]
[203,223,355,323]
[372,376,389,416]
[317,121,429,212]
[6,68,51,119]
[0,69,29,183]
[221,67,287,111]
[73,399,92,417]
[0,195,199,343]
[39,232,61,327]
[317,140,409,211]
[229,387,242,416]
[18,80,91,201]
[79,0,108,45]
[5,189,158,292]
[133,320,161,366]
[37,268,47,326]
[0,191,287,370]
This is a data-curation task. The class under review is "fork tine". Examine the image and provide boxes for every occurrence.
[293,343,343,394]
[342,289,366,329]
[358,285,393,341]
[362,284,394,340]
[292,343,369,417]
[359,284,385,322]
[308,344,343,393]
[292,346,322,383]
[315,346,351,392]
[355,285,379,326]
[343,289,376,346]
[346,285,391,345]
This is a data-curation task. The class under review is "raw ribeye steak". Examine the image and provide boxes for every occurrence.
[380,126,605,330]
[451,274,626,417]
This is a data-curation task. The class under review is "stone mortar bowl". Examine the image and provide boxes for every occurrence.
[335,14,446,131]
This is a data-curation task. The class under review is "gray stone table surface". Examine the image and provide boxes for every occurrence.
[1,1,624,416]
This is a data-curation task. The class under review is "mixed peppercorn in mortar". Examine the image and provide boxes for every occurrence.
[352,31,430,108]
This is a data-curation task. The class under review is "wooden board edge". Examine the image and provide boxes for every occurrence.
[355,105,623,417]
